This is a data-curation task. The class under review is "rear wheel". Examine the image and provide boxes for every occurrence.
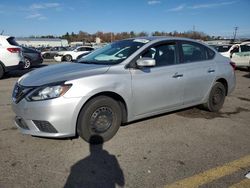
[203,82,226,112]
[77,96,122,143]
[0,65,4,79]
[43,53,50,59]
[64,55,72,62]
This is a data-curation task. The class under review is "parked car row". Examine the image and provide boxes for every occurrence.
[0,35,44,79]
[210,42,250,69]
[41,46,68,59]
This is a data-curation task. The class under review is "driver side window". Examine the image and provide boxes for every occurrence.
[141,43,177,67]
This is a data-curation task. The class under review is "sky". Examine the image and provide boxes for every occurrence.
[0,0,250,38]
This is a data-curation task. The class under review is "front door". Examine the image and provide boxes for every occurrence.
[130,42,185,117]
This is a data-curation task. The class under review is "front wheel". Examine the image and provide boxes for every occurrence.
[203,82,226,112]
[23,57,31,69]
[64,55,72,62]
[77,96,122,143]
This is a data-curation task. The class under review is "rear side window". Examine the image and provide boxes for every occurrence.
[86,47,94,51]
[206,47,215,60]
[7,37,19,46]
[181,42,206,63]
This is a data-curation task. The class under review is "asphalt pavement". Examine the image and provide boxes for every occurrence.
[0,61,250,188]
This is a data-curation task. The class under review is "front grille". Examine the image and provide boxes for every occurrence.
[12,83,33,103]
[15,117,29,130]
[33,120,58,133]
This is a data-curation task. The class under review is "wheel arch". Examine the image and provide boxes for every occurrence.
[63,54,73,61]
[216,78,228,96]
[0,61,6,71]
[76,91,128,135]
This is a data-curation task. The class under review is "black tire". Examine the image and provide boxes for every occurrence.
[77,96,122,143]
[23,57,31,69]
[203,82,226,112]
[0,65,4,79]
[64,55,72,62]
[43,53,50,59]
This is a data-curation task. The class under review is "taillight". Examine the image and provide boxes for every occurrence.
[230,61,236,70]
[7,48,21,53]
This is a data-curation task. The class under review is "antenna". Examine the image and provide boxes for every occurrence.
[0,30,4,35]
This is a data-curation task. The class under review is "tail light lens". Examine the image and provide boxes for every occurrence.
[7,48,21,53]
[230,61,236,70]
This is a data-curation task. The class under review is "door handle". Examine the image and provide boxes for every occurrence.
[208,69,215,73]
[172,73,183,78]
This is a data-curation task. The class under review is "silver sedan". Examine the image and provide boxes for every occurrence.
[12,37,236,143]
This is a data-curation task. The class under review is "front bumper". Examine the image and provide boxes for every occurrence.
[54,56,63,62]
[12,96,83,138]
[5,61,24,72]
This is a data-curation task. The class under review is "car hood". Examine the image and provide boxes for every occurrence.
[18,62,110,87]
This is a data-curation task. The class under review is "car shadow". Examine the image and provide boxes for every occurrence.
[243,73,250,79]
[64,135,125,188]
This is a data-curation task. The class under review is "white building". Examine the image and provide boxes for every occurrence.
[16,38,69,47]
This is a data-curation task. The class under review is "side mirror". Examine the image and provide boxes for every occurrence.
[136,57,156,67]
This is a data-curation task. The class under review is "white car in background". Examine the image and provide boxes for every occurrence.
[0,35,24,79]
[212,42,250,69]
[54,46,94,62]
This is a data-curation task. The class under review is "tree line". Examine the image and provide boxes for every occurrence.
[37,30,223,43]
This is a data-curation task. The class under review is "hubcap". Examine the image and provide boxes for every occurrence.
[24,58,31,69]
[66,56,71,61]
[90,107,113,133]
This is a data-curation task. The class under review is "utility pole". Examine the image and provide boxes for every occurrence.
[233,26,238,42]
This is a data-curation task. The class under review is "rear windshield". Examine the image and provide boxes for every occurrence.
[7,37,19,46]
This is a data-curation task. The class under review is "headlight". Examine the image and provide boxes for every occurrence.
[27,84,72,101]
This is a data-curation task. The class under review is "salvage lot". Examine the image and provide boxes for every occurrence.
[0,61,250,188]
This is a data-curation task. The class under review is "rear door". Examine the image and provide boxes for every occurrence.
[130,41,186,117]
[179,41,216,105]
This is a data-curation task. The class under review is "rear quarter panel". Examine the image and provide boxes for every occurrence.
[214,54,236,95]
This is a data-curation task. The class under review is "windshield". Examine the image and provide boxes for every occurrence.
[77,39,148,65]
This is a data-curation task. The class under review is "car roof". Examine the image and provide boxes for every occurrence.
[123,36,201,42]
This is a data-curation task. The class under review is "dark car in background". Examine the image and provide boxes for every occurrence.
[41,46,68,59]
[22,47,43,69]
